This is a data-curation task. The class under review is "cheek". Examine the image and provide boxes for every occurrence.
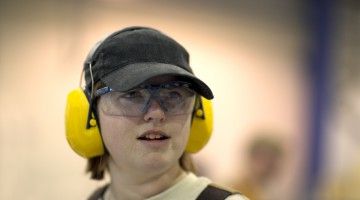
[169,115,192,149]
[98,113,136,153]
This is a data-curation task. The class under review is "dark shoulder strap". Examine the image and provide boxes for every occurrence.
[87,184,108,200]
[196,184,238,200]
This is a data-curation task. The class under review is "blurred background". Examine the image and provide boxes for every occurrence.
[0,0,358,199]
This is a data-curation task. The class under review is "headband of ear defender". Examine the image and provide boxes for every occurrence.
[65,27,214,158]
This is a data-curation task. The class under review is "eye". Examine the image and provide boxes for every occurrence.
[123,91,142,99]
[168,91,182,99]
[159,90,183,103]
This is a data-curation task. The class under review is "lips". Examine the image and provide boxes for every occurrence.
[137,130,170,141]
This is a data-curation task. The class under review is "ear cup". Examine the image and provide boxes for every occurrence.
[185,97,213,153]
[65,88,104,158]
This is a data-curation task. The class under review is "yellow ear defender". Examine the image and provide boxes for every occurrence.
[65,88,104,158]
[65,88,213,158]
[185,97,213,153]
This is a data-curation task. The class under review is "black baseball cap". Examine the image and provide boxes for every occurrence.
[84,26,213,99]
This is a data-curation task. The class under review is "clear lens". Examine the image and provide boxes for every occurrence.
[99,85,196,117]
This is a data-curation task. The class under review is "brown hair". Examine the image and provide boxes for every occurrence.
[86,153,109,180]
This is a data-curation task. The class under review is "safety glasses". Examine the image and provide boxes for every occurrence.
[95,81,196,117]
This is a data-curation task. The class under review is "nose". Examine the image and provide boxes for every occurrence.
[143,100,166,122]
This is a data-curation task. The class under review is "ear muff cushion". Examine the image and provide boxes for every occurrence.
[65,88,104,158]
[185,97,213,153]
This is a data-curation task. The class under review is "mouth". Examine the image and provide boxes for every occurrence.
[137,130,170,141]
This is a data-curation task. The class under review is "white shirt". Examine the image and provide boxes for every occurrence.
[143,173,247,200]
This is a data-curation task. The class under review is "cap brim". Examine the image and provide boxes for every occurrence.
[101,63,214,99]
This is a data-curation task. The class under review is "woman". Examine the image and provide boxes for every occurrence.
[65,26,248,200]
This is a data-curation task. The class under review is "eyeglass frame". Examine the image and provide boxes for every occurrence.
[93,81,197,117]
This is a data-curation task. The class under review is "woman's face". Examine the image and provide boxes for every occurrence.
[97,76,195,173]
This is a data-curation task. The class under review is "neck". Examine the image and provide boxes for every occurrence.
[107,158,185,200]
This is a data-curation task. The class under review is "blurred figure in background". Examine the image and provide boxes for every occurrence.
[230,134,284,200]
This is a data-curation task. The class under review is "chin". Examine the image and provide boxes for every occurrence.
[140,152,178,171]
